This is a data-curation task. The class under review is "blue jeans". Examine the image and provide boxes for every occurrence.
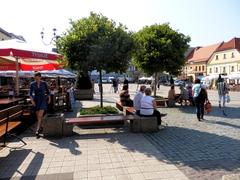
[194,97,204,120]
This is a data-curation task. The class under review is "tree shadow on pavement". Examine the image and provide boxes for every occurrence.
[144,126,240,179]
[0,149,43,179]
[177,105,240,119]
[48,137,81,155]
[75,126,240,179]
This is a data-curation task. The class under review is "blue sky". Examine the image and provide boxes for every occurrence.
[1,0,239,48]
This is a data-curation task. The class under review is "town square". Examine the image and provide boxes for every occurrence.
[0,0,239,180]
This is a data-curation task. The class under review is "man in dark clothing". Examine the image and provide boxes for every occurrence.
[123,78,129,89]
[170,76,174,85]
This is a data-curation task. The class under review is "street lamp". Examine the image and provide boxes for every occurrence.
[40,28,60,46]
[10,51,20,96]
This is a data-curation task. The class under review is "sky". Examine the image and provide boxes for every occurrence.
[1,0,239,50]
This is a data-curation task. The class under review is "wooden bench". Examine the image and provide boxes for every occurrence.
[65,114,158,133]
[65,114,138,126]
[0,105,26,146]
[155,98,168,107]
[116,101,124,111]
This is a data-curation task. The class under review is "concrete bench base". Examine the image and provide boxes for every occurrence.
[125,107,159,133]
[140,116,158,132]
[43,113,73,137]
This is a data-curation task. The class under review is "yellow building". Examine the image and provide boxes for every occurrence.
[185,42,222,81]
[207,38,240,76]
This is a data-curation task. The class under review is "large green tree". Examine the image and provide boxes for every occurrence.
[133,23,190,96]
[56,12,134,107]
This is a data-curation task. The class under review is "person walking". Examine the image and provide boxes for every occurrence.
[30,72,51,137]
[133,85,146,115]
[217,74,229,110]
[192,79,208,121]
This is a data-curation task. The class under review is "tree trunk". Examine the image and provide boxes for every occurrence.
[153,72,157,97]
[99,70,103,108]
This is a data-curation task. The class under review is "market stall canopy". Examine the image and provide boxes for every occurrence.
[0,39,62,71]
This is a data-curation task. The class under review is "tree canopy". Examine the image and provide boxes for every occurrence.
[56,12,134,74]
[133,23,191,76]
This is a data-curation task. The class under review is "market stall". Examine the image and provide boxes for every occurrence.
[0,39,62,95]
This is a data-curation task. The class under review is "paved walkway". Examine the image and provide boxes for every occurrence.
[0,84,239,180]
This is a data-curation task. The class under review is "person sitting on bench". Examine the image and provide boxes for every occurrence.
[133,85,146,115]
[140,88,164,129]
[119,84,133,107]
[168,86,177,107]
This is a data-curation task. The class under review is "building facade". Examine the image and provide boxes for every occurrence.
[207,38,240,76]
[185,43,222,81]
[0,27,25,41]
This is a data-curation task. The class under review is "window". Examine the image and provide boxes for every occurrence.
[190,67,192,69]
[209,68,212,73]
[195,66,197,71]
[199,66,201,71]
[223,67,226,73]
[223,54,226,59]
[216,55,219,60]
[215,67,218,73]
[231,66,235,72]
[202,65,205,71]
[231,52,235,58]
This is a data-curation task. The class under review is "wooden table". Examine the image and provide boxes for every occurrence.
[0,97,25,110]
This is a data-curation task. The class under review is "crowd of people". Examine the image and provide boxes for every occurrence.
[118,74,230,127]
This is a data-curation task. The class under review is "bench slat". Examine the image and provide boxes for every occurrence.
[0,121,21,136]
[66,115,137,124]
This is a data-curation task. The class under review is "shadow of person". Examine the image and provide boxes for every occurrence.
[49,137,81,155]
[177,105,240,119]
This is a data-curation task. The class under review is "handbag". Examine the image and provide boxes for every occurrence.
[204,101,212,114]
[226,94,230,103]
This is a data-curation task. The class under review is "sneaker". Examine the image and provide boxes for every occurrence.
[198,118,201,122]
[35,131,40,136]
[160,113,167,117]
[38,127,43,133]
[158,125,165,130]
[222,110,227,116]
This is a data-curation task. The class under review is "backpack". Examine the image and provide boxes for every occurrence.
[197,87,207,101]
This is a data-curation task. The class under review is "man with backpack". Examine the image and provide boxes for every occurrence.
[192,79,208,121]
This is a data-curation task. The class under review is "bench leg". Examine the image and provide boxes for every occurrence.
[3,133,27,147]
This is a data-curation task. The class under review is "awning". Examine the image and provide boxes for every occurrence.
[0,39,62,71]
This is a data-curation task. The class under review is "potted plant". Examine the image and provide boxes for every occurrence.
[75,72,94,100]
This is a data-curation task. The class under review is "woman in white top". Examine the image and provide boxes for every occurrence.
[140,88,162,125]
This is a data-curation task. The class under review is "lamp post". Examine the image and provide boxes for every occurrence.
[40,28,60,46]
[10,51,19,96]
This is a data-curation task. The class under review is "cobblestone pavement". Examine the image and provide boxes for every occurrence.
[0,83,239,180]
[93,84,240,180]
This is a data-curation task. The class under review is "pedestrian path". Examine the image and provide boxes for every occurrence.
[0,84,239,179]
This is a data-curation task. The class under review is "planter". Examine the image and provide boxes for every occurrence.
[43,113,73,137]
[75,89,94,100]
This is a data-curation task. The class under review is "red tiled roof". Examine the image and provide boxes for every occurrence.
[216,37,240,52]
[188,42,223,62]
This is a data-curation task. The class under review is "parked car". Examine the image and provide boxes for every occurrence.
[174,80,185,86]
